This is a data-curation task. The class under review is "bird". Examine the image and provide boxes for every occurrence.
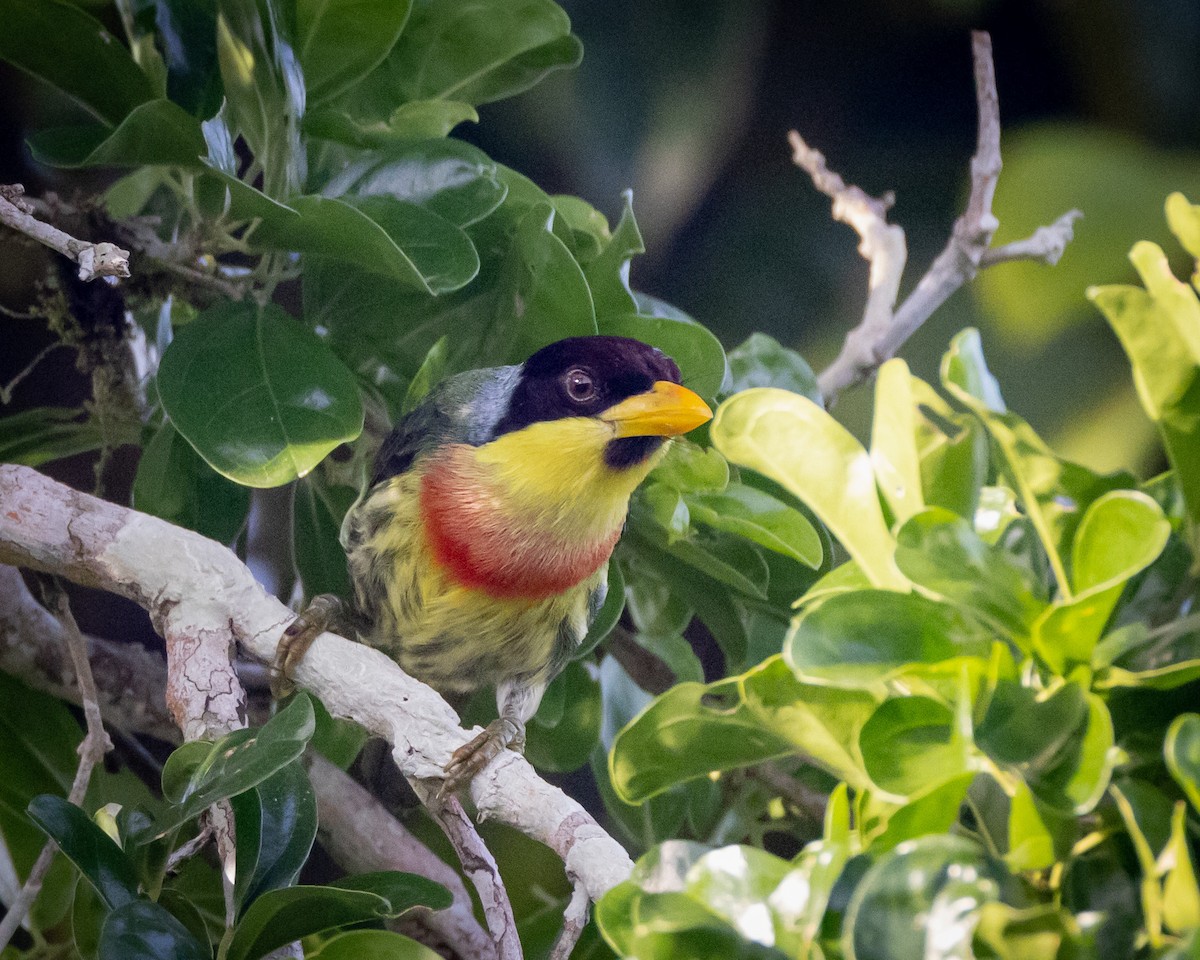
[272,335,713,792]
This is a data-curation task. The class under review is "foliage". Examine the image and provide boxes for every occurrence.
[0,2,1198,959]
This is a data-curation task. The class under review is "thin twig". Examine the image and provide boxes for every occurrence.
[165,823,214,873]
[0,579,112,951]
[807,32,1081,403]
[424,794,523,960]
[0,185,130,281]
[548,882,589,960]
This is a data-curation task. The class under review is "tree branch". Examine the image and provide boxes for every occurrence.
[0,464,635,910]
[806,32,1081,403]
[0,184,130,282]
[0,579,112,951]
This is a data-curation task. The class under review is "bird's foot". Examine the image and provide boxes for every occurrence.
[441,717,525,795]
[271,593,344,698]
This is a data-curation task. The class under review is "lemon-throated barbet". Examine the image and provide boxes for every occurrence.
[273,336,712,790]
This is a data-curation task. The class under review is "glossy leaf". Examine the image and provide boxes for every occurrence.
[157,694,316,832]
[583,191,644,316]
[610,656,876,802]
[227,873,449,960]
[786,590,992,688]
[526,660,601,772]
[28,100,206,169]
[157,302,363,488]
[382,0,582,107]
[870,358,926,526]
[843,835,1005,960]
[231,760,317,910]
[724,332,820,403]
[26,795,139,910]
[687,483,823,569]
[296,0,412,105]
[600,312,727,403]
[896,508,1044,643]
[859,696,975,798]
[98,899,208,960]
[1165,714,1200,815]
[1090,230,1200,530]
[133,420,250,544]
[870,774,976,854]
[491,204,597,363]
[712,388,909,590]
[308,930,442,959]
[153,0,222,118]
[0,0,153,125]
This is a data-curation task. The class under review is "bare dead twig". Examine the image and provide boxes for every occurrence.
[0,184,130,282]
[804,32,1082,403]
[548,882,590,960]
[0,579,113,951]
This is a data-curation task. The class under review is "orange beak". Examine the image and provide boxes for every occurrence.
[600,381,713,438]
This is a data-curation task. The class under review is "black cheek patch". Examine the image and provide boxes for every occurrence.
[604,435,666,469]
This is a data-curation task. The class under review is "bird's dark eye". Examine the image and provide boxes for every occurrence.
[563,368,596,403]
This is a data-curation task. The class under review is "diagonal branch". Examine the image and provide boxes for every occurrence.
[0,464,635,910]
[805,31,1082,404]
[0,184,130,282]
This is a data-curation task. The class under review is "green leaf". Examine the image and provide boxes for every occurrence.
[1032,491,1169,674]
[526,660,601,772]
[870,774,976,854]
[610,656,876,802]
[1004,780,1059,872]
[228,873,449,960]
[308,930,442,959]
[942,329,1132,598]
[1163,800,1200,934]
[651,439,729,493]
[26,795,139,910]
[293,476,355,599]
[843,835,1005,960]
[666,529,768,601]
[712,388,909,590]
[1165,714,1200,815]
[1089,232,1200,532]
[381,0,582,107]
[98,899,209,960]
[687,484,822,569]
[27,100,206,169]
[231,760,317,910]
[491,203,597,363]
[871,358,928,526]
[0,408,121,468]
[157,302,363,488]
[305,101,478,146]
[895,508,1045,643]
[133,420,250,544]
[786,591,992,689]
[859,696,975,798]
[583,191,644,316]
[157,694,316,833]
[724,332,820,403]
[153,0,223,118]
[296,0,412,105]
[599,312,727,403]
[0,0,153,125]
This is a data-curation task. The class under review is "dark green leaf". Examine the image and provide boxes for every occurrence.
[0,407,134,467]
[27,795,139,910]
[687,483,823,568]
[304,101,478,146]
[380,0,582,107]
[725,332,820,403]
[295,0,412,105]
[0,0,153,125]
[574,560,625,660]
[582,191,643,316]
[527,660,601,772]
[308,930,442,959]
[610,656,876,802]
[329,870,451,913]
[870,774,975,854]
[859,697,974,797]
[153,0,223,118]
[28,100,206,169]
[400,336,450,416]
[293,476,355,599]
[599,312,727,403]
[157,301,363,488]
[133,420,250,544]
[232,760,317,910]
[98,899,208,960]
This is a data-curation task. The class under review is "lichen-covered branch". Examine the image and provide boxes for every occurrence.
[0,184,130,282]
[805,32,1081,403]
[0,464,635,907]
